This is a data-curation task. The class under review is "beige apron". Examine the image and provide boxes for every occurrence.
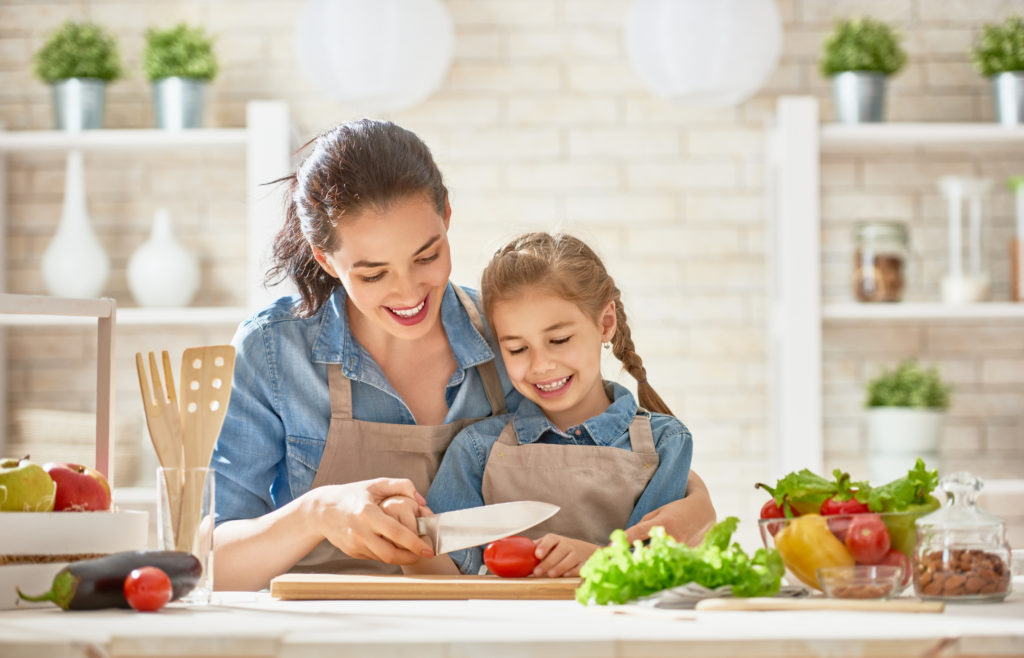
[292,286,507,574]
[480,404,659,546]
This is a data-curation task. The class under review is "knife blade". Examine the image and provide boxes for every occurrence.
[416,501,559,555]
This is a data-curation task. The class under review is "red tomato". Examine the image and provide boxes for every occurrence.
[820,496,870,516]
[124,566,173,612]
[759,499,788,536]
[878,548,912,587]
[483,536,539,578]
[843,514,891,565]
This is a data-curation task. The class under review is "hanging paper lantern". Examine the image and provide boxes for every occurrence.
[295,0,454,113]
[624,0,782,107]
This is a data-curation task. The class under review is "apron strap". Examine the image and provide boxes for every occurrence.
[453,285,507,416]
[327,363,353,420]
[496,420,519,446]
[627,411,657,455]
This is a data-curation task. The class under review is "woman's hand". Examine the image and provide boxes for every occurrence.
[310,477,434,564]
[624,470,716,546]
[532,534,599,577]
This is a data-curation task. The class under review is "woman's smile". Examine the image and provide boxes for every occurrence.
[385,296,430,325]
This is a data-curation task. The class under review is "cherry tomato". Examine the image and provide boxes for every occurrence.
[123,566,173,612]
[759,499,789,536]
[820,496,870,516]
[483,536,539,578]
[843,513,891,565]
[878,548,912,587]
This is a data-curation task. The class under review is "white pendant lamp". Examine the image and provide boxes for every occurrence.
[625,0,782,107]
[295,0,454,113]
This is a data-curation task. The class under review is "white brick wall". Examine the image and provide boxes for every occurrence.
[2,0,1022,552]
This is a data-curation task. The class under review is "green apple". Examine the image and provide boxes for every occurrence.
[0,456,56,512]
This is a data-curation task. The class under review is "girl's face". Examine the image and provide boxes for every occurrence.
[491,290,616,431]
[312,194,452,343]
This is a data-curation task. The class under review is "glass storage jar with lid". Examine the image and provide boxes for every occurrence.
[913,472,1012,602]
[853,221,908,302]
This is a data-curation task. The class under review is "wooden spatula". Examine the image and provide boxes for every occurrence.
[177,345,236,551]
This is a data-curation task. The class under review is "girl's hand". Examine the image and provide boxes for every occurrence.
[624,471,716,546]
[310,477,434,564]
[532,534,599,577]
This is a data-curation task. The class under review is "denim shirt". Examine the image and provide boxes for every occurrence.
[212,283,521,525]
[426,381,694,575]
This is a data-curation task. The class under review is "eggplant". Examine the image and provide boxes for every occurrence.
[16,550,201,610]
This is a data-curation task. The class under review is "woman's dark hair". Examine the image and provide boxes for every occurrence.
[266,119,448,316]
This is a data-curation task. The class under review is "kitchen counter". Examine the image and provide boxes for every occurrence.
[1,587,1023,658]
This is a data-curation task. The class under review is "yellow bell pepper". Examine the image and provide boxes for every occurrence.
[774,514,854,590]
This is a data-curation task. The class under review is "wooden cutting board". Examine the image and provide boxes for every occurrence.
[695,597,945,613]
[270,573,583,601]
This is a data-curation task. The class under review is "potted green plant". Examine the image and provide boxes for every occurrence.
[32,20,122,130]
[864,360,952,482]
[970,15,1024,126]
[143,23,218,129]
[820,17,908,123]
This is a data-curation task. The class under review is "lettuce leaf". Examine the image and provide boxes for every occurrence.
[575,517,784,605]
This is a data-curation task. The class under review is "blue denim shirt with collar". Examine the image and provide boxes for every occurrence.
[212,282,521,526]
[426,381,694,575]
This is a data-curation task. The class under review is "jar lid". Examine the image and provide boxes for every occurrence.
[915,471,1005,531]
[853,221,908,243]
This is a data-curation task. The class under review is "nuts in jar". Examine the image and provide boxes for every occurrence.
[853,221,908,302]
[913,472,1014,603]
[914,549,1010,598]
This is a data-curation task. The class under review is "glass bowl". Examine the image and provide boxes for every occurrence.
[817,565,904,599]
[758,510,929,593]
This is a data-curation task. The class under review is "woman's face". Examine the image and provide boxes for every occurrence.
[491,290,616,431]
[313,194,452,343]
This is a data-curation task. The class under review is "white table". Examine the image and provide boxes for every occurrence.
[1,589,1023,658]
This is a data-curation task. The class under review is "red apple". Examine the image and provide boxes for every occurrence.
[43,462,112,511]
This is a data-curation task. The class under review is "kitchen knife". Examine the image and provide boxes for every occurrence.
[416,501,559,555]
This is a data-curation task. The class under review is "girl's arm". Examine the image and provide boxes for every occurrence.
[213,478,434,591]
[624,470,716,546]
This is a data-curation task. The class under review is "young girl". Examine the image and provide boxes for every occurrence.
[407,232,696,577]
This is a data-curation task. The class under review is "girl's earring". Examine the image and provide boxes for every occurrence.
[602,341,611,350]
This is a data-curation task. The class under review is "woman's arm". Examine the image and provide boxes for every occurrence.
[214,478,434,591]
[624,470,716,546]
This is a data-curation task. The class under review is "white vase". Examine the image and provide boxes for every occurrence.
[41,150,110,298]
[127,208,200,307]
[866,407,944,482]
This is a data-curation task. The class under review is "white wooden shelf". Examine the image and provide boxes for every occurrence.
[820,122,1024,151]
[0,128,248,152]
[770,97,1024,478]
[823,302,1024,321]
[0,305,248,327]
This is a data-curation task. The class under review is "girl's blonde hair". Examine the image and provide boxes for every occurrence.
[481,232,673,415]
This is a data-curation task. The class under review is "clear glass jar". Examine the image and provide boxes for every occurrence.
[913,472,1013,603]
[853,221,908,302]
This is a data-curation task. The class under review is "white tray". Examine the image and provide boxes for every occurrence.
[0,510,147,555]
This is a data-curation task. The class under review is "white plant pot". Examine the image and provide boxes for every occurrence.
[866,407,943,482]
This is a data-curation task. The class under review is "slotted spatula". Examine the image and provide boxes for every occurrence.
[177,345,236,551]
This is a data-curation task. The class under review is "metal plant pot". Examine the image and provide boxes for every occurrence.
[993,72,1024,126]
[51,78,106,131]
[831,71,888,123]
[153,77,207,130]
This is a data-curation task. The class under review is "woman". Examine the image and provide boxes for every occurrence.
[211,119,715,590]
